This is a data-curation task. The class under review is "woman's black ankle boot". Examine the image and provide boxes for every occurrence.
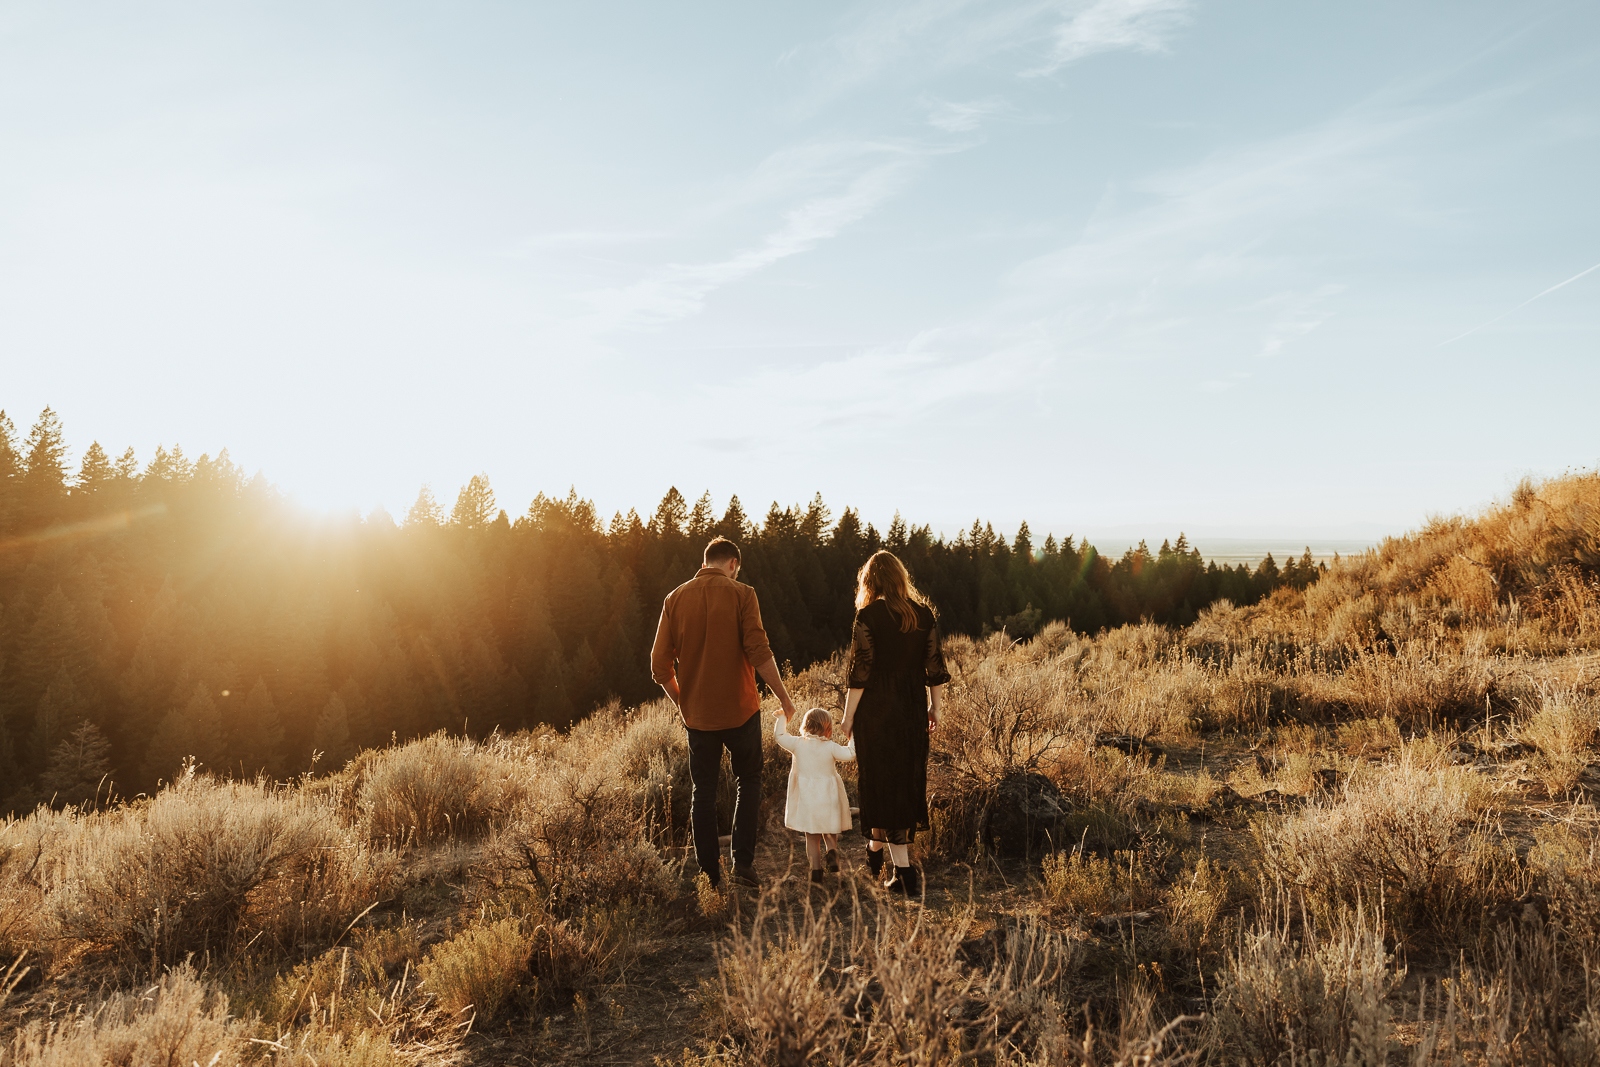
[867,847,885,878]
[884,865,921,897]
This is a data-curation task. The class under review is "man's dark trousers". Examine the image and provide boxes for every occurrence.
[686,710,762,885]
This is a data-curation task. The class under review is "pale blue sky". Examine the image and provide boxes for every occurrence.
[2,1,1596,539]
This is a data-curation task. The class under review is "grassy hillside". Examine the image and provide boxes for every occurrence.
[3,472,1600,1065]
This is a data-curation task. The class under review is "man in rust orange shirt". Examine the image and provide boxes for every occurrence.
[651,536,797,889]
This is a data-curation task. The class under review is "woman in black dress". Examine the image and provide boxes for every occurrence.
[840,550,950,896]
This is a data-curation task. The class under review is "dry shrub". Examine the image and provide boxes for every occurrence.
[1320,593,1383,649]
[486,762,675,916]
[1519,689,1600,796]
[936,655,1079,782]
[1208,900,1401,1066]
[357,732,527,844]
[1042,849,1158,916]
[419,909,629,1021]
[38,770,393,965]
[1,965,249,1066]
[0,807,79,955]
[416,916,531,1020]
[1090,623,1179,671]
[1253,757,1510,945]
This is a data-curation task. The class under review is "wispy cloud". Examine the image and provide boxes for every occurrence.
[1024,0,1191,77]
[586,157,918,330]
[1256,285,1342,358]
[806,0,1194,105]
[925,95,1008,132]
[686,329,1049,435]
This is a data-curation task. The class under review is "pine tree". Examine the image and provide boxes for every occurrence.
[21,407,69,526]
[652,487,688,539]
[715,496,749,542]
[688,492,715,541]
[40,720,113,809]
[450,474,497,530]
[1014,522,1034,561]
[832,508,864,555]
[886,511,908,549]
[73,442,114,499]
[115,446,139,483]
[31,667,89,770]
[405,485,444,527]
[0,411,20,535]
[312,693,353,768]
[15,588,94,725]
[0,410,20,486]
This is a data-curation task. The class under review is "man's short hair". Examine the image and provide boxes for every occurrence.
[704,537,741,566]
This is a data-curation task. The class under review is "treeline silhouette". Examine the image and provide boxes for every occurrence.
[0,407,1320,811]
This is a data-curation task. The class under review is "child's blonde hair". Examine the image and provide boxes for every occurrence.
[800,708,833,737]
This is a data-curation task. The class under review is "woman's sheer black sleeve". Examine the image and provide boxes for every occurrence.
[845,613,873,688]
[924,618,951,687]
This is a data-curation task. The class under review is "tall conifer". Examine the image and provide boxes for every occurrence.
[405,485,444,527]
[450,474,497,530]
[31,667,88,771]
[73,442,114,499]
[40,720,113,809]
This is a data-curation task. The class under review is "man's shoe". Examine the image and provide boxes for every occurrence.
[884,865,921,897]
[866,847,885,878]
[733,864,761,889]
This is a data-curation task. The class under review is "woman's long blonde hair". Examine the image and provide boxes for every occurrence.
[855,550,932,633]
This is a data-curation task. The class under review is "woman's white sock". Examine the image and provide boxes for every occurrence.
[887,842,910,867]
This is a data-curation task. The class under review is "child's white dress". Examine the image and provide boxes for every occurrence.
[774,717,855,835]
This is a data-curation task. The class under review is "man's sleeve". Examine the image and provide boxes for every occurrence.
[650,596,677,684]
[740,587,775,667]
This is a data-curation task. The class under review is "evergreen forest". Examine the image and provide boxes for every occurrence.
[0,406,1321,812]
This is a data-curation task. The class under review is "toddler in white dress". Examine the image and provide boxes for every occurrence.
[775,707,856,882]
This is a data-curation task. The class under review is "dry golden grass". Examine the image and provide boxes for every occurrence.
[5,470,1600,1064]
